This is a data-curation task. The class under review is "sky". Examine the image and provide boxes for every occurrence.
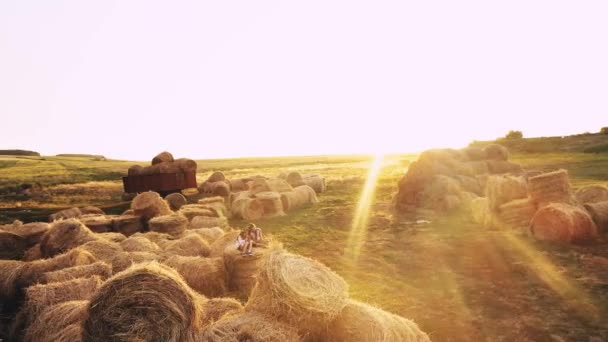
[1,1,607,160]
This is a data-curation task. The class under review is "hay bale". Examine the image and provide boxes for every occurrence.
[248,177,271,195]
[164,255,227,297]
[245,251,348,332]
[467,161,490,175]
[528,169,573,207]
[575,185,608,204]
[131,191,172,220]
[254,191,285,217]
[420,175,463,210]
[112,214,143,236]
[286,172,305,187]
[128,164,143,176]
[202,311,301,342]
[163,234,211,257]
[1,222,49,247]
[0,231,27,260]
[208,171,226,183]
[303,174,326,194]
[83,262,204,342]
[487,160,523,174]
[110,251,163,273]
[120,236,161,252]
[80,240,123,263]
[149,213,188,236]
[199,181,231,197]
[152,151,174,165]
[497,198,537,229]
[180,205,217,221]
[23,244,43,261]
[470,197,490,226]
[224,244,275,297]
[132,231,174,246]
[322,299,430,342]
[281,185,319,212]
[0,260,24,301]
[43,262,112,283]
[97,232,127,243]
[583,201,608,232]
[23,300,88,342]
[485,175,528,212]
[227,178,249,192]
[229,191,251,205]
[462,146,486,161]
[157,161,180,174]
[198,196,227,213]
[483,143,509,161]
[79,215,114,233]
[80,206,105,215]
[166,192,188,210]
[191,216,228,229]
[174,158,198,173]
[39,218,97,257]
[188,227,225,244]
[203,298,244,322]
[231,198,264,221]
[455,175,483,196]
[209,231,241,257]
[530,203,598,243]
[49,207,82,222]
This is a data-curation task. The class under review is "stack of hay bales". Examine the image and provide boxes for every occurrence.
[281,185,319,212]
[198,171,232,197]
[285,172,326,194]
[128,151,198,177]
[148,213,188,236]
[528,169,573,207]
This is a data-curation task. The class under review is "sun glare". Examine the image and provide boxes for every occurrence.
[345,153,385,261]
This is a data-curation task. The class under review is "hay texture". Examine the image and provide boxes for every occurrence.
[530,203,599,243]
[281,185,319,212]
[202,311,301,342]
[467,161,490,175]
[528,169,573,207]
[166,192,188,211]
[23,300,88,342]
[180,205,217,221]
[80,206,105,215]
[227,178,250,192]
[302,174,326,194]
[485,175,528,212]
[152,151,174,165]
[583,201,608,232]
[322,299,430,342]
[1,221,49,247]
[110,251,162,273]
[487,160,523,175]
[79,239,123,263]
[199,181,231,197]
[462,146,486,161]
[128,164,143,176]
[132,231,173,246]
[229,191,251,206]
[23,244,43,261]
[191,216,228,230]
[245,251,348,333]
[49,207,82,222]
[203,298,244,323]
[0,260,24,301]
[286,172,305,187]
[112,214,144,236]
[120,236,161,253]
[231,198,264,221]
[224,244,275,297]
[149,213,188,236]
[79,215,114,233]
[131,191,172,220]
[208,171,226,183]
[575,185,608,204]
[255,191,286,217]
[483,143,509,161]
[209,231,241,257]
[97,232,127,243]
[163,234,211,257]
[497,198,537,229]
[43,262,112,283]
[174,158,198,173]
[0,231,26,260]
[188,227,225,244]
[39,218,97,257]
[164,255,227,297]
[83,262,204,342]
[198,197,228,216]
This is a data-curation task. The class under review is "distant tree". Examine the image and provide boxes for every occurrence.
[601,127,608,134]
[504,130,523,140]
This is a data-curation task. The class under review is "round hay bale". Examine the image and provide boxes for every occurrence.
[224,244,275,297]
[80,206,105,216]
[0,231,27,260]
[165,192,188,210]
[97,232,127,243]
[575,185,608,204]
[530,203,599,243]
[112,214,144,236]
[49,207,82,222]
[203,298,244,323]
[485,175,528,212]
[198,196,227,209]
[462,146,486,161]
[163,234,211,257]
[120,236,161,253]
[231,198,264,221]
[199,181,231,197]
[208,171,226,183]
[467,161,490,175]
[281,185,318,212]
[174,158,198,173]
[0,260,24,301]
[583,201,608,232]
[23,300,88,342]
[190,216,228,230]
[149,214,188,236]
[528,169,573,207]
[164,255,227,297]
[158,161,180,174]
[455,175,483,196]
[286,172,305,187]
[152,151,174,165]
[470,197,495,228]
[39,218,97,258]
[110,251,162,273]
[139,165,160,175]
[322,299,430,342]
[42,261,112,283]
[128,165,143,176]
[1,222,49,247]
[245,251,348,332]
[421,175,463,210]
[79,214,114,233]
[248,177,271,195]
[83,262,204,342]
[303,174,326,194]
[227,178,249,192]
[483,144,509,161]
[180,204,217,221]
[188,227,225,244]
[23,244,43,261]
[487,160,523,175]
[202,311,300,342]
[132,231,174,246]
[80,239,123,263]
[209,231,241,257]
[229,191,251,206]
[254,191,285,217]
[266,179,294,193]
[131,191,172,220]
[497,198,537,229]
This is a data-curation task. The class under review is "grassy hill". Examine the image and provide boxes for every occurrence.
[470,131,608,154]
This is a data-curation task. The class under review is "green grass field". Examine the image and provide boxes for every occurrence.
[1,152,607,340]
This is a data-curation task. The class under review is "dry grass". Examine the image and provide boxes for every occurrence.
[23,300,88,342]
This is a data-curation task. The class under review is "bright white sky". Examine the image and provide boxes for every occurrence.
[1,1,607,160]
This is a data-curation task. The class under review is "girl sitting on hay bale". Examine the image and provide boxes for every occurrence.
[236,231,254,256]
[246,223,263,246]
